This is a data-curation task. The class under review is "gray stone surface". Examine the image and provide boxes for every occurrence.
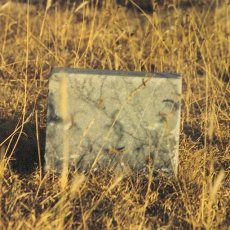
[45,68,182,174]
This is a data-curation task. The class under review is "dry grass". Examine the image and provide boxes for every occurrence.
[0,0,229,229]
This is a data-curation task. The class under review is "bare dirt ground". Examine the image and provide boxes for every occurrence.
[0,0,229,229]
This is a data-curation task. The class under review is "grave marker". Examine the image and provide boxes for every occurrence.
[45,68,182,175]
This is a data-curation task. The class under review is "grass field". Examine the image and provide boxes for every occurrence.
[0,0,229,229]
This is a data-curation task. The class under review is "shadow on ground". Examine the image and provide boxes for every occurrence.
[0,118,46,174]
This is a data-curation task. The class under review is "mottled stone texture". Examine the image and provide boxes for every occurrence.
[45,68,182,174]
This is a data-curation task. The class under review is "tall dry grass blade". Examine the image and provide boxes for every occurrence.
[208,108,215,142]
[46,0,53,11]
[59,75,69,190]
[70,173,85,197]
[35,111,42,181]
[75,1,89,13]
[206,170,225,228]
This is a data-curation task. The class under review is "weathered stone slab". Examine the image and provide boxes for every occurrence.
[45,68,182,174]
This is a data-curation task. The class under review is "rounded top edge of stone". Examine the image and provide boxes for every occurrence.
[50,67,181,79]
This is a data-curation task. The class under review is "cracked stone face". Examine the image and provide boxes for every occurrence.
[45,68,182,175]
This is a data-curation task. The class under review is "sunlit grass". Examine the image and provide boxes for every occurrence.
[0,0,229,229]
